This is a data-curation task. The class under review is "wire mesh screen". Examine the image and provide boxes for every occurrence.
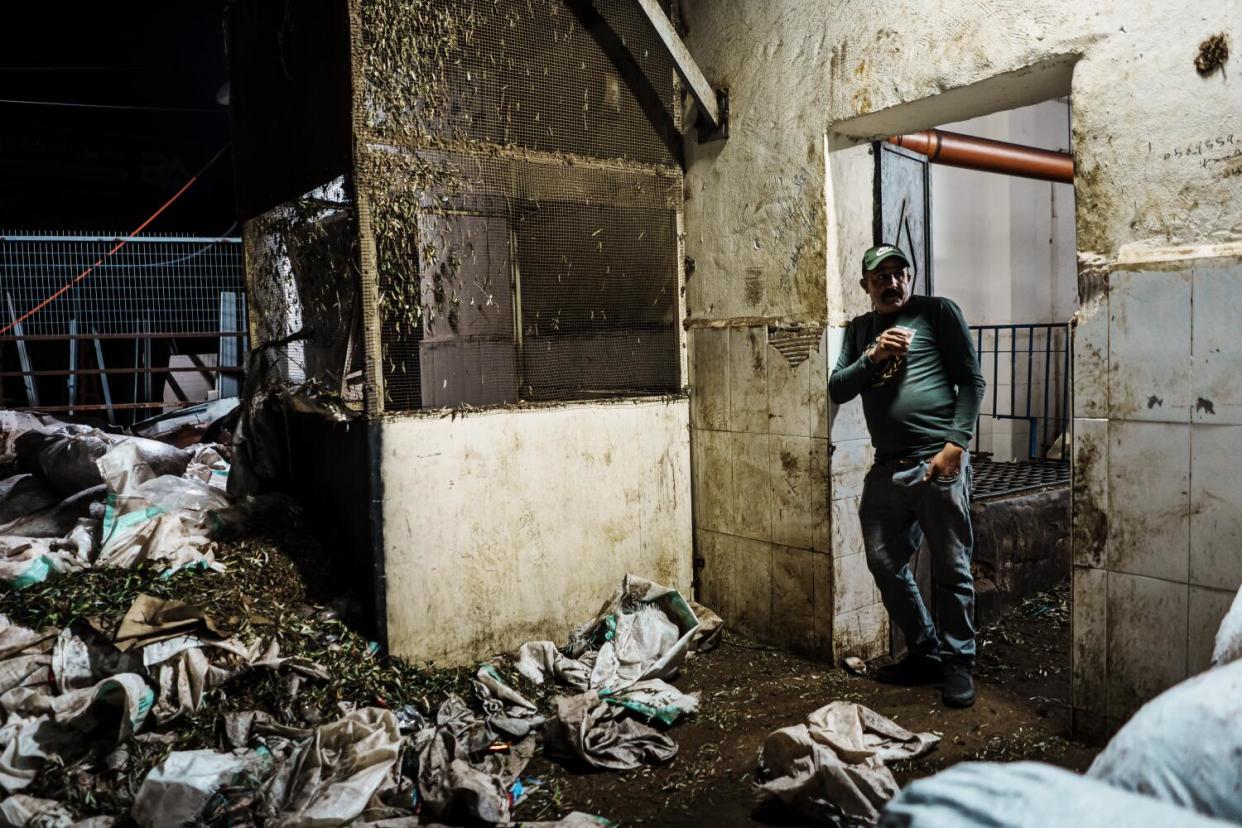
[0,233,246,418]
[356,0,683,412]
[358,0,679,168]
[2,234,243,336]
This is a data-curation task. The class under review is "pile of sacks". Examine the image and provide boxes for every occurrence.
[0,411,233,588]
[0,572,718,826]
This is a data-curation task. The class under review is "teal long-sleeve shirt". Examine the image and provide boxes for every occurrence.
[829,295,986,462]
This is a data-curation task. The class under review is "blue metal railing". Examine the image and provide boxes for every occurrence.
[970,322,1071,459]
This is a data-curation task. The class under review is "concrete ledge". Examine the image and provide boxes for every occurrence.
[972,485,1071,627]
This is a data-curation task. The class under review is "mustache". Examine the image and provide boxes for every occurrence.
[881,288,903,300]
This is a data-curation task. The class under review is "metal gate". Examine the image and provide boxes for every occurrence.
[1,232,247,423]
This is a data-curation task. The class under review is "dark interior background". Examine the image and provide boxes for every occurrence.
[2,3,234,234]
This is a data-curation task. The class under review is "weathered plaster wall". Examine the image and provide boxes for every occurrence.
[682,4,867,659]
[682,0,1242,730]
[381,399,692,666]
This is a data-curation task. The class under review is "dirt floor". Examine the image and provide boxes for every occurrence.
[515,582,1097,826]
[0,507,1093,825]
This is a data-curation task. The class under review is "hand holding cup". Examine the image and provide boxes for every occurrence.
[869,326,915,363]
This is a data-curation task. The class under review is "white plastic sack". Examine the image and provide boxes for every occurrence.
[880,761,1232,827]
[1087,658,1242,823]
[569,574,700,693]
[0,619,54,700]
[0,475,59,525]
[0,411,59,457]
[600,678,699,725]
[514,641,591,692]
[544,689,678,771]
[97,475,226,573]
[759,702,939,827]
[267,707,401,828]
[0,673,155,792]
[1211,585,1242,668]
[132,749,248,828]
[0,793,75,828]
[184,444,230,491]
[0,535,88,590]
[0,486,104,541]
[15,428,110,496]
[94,439,190,496]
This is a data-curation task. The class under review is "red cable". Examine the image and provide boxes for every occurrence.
[0,145,230,337]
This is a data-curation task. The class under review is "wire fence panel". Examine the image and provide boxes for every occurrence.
[0,232,246,420]
[970,323,1071,461]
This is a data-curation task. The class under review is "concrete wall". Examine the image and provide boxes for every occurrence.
[681,0,1242,731]
[932,99,1076,460]
[381,398,692,665]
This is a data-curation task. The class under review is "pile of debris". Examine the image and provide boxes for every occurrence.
[0,409,720,826]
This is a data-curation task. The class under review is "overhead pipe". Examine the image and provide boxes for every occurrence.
[887,129,1074,184]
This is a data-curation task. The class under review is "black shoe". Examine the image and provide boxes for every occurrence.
[873,652,942,686]
[942,666,976,708]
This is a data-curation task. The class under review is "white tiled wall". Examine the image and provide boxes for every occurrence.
[1073,257,1242,735]
[690,325,836,657]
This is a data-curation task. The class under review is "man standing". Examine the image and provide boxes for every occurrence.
[828,244,986,708]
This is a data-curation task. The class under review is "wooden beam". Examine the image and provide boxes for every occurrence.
[633,0,721,130]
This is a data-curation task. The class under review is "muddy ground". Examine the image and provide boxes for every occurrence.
[515,582,1096,825]
[0,510,1091,825]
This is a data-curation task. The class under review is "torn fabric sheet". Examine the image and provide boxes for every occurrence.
[758,702,939,826]
[266,707,402,828]
[544,689,678,771]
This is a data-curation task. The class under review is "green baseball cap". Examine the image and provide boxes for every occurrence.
[861,244,910,273]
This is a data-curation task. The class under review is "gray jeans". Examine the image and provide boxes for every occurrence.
[858,454,976,668]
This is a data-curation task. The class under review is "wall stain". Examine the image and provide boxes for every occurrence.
[1195,33,1229,77]
[780,449,799,477]
[1147,395,1164,409]
[1196,397,1217,415]
[744,268,764,307]
[1071,436,1108,568]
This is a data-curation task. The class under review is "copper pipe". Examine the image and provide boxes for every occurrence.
[887,129,1074,184]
